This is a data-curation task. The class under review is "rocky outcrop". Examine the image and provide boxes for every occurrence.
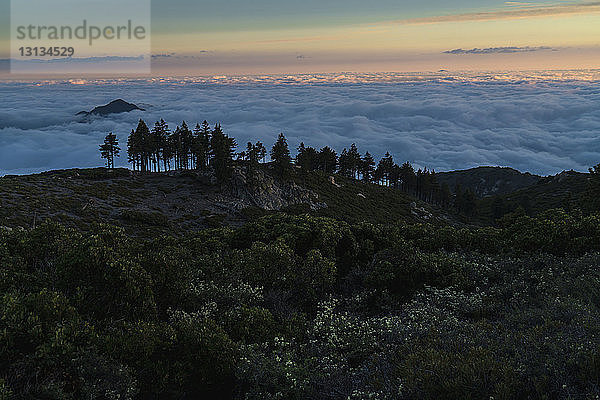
[228,168,326,211]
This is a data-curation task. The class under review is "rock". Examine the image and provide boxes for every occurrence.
[227,168,326,211]
[329,176,342,188]
[410,201,433,220]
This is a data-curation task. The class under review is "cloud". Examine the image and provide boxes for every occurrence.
[1,73,600,176]
[444,46,554,55]
[9,56,146,64]
[392,1,600,24]
[151,53,176,58]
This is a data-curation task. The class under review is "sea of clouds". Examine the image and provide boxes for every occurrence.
[1,72,600,176]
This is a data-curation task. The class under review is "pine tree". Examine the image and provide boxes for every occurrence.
[127,120,151,172]
[361,152,375,182]
[317,146,337,173]
[390,163,400,189]
[210,123,236,182]
[193,122,211,171]
[399,162,416,194]
[246,141,262,176]
[127,129,138,171]
[151,120,169,172]
[348,143,361,179]
[255,141,267,164]
[180,122,193,169]
[454,184,464,213]
[271,133,293,179]
[338,149,351,177]
[99,132,120,169]
[429,170,440,204]
[376,152,394,186]
[297,142,318,172]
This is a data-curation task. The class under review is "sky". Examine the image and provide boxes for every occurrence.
[1,0,600,75]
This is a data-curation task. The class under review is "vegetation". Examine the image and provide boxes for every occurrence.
[4,121,600,398]
[3,209,600,398]
[99,132,120,170]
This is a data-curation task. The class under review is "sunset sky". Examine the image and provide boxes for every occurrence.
[1,0,600,74]
[149,0,600,73]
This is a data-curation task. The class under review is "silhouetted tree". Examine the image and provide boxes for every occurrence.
[193,122,211,171]
[376,152,394,186]
[99,132,120,169]
[399,162,416,194]
[246,141,263,176]
[297,142,318,172]
[338,149,351,177]
[271,133,293,179]
[519,194,532,216]
[151,119,169,172]
[210,123,236,182]
[317,146,337,173]
[127,120,151,172]
[255,141,267,163]
[349,144,362,178]
[361,152,375,182]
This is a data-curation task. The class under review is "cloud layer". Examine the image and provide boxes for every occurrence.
[444,46,553,55]
[1,74,600,176]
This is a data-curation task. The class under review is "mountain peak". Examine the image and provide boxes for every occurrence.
[77,99,145,117]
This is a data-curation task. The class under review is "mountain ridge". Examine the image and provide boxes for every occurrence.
[437,166,541,198]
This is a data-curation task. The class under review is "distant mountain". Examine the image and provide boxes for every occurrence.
[437,166,541,198]
[76,99,144,117]
[476,170,589,222]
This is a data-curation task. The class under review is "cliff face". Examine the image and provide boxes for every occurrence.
[228,168,325,211]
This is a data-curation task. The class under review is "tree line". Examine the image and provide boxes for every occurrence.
[100,119,477,214]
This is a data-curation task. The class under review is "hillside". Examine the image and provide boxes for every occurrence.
[3,165,600,399]
[437,166,541,198]
[0,166,435,236]
[3,180,600,399]
[476,169,589,222]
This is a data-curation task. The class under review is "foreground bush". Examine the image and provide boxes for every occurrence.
[2,212,600,398]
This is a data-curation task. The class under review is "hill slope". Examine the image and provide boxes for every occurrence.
[476,169,589,222]
[0,166,435,236]
[437,166,541,198]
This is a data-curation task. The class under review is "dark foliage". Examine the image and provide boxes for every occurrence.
[3,209,600,398]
